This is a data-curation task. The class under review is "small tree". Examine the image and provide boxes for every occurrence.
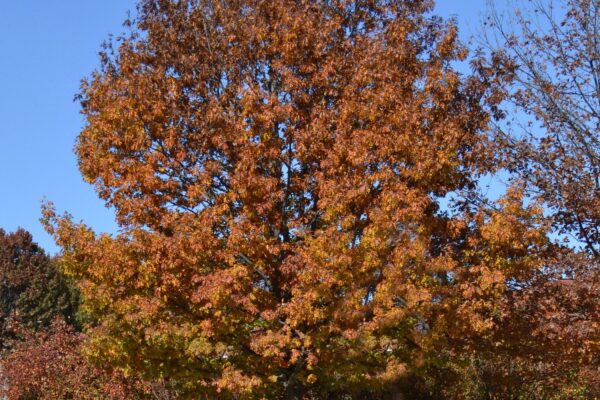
[1,319,173,400]
[0,228,78,347]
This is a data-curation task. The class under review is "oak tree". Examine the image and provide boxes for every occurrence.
[44,0,554,398]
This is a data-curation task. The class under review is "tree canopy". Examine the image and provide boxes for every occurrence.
[17,0,598,399]
[0,228,78,347]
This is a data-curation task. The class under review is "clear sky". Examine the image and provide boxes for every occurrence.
[0,1,489,254]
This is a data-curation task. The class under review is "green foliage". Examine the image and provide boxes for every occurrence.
[0,228,79,345]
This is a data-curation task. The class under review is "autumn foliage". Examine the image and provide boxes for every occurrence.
[481,0,600,396]
[1,319,169,400]
[0,230,174,400]
[0,0,596,399]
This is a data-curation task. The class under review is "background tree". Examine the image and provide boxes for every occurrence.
[0,228,78,348]
[44,0,559,398]
[487,0,600,378]
[1,319,174,400]
[485,0,600,258]
[473,0,600,396]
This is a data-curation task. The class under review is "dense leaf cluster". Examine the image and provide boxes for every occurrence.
[1,0,598,399]
[0,228,78,346]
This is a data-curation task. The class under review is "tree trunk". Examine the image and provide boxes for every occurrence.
[284,375,305,400]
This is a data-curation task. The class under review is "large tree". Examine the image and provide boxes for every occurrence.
[44,0,552,398]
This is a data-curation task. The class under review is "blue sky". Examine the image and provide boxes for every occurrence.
[0,1,489,254]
